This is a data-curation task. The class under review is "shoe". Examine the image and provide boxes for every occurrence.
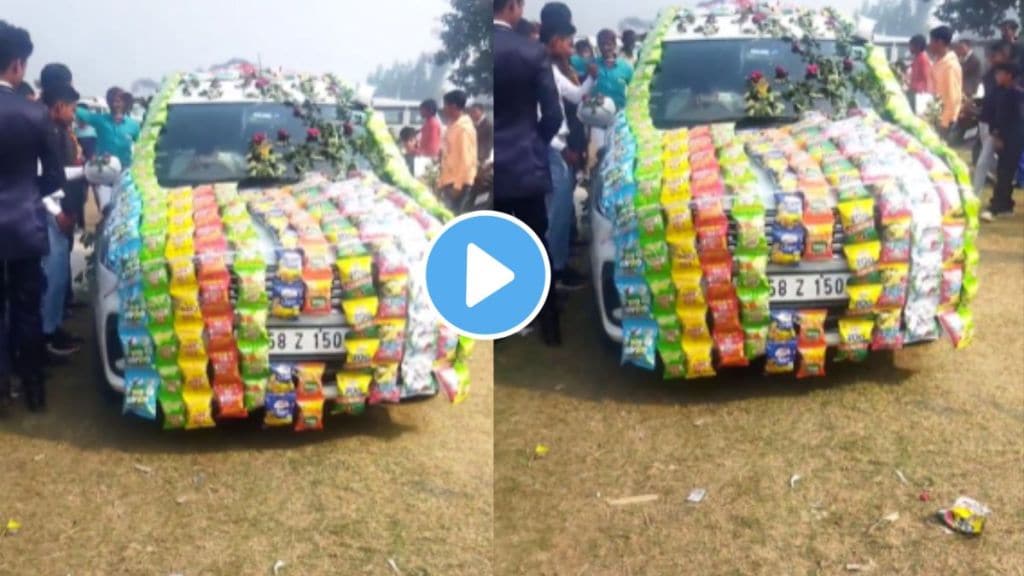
[980,210,995,222]
[555,268,588,292]
[45,331,81,357]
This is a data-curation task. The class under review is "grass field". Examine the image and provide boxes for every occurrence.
[494,202,1024,575]
[0,314,493,575]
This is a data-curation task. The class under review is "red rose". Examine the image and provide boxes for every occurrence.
[748,70,764,84]
[252,132,267,145]
[277,129,290,142]
[306,127,321,142]
[775,66,789,80]
[343,122,354,137]
[843,58,854,73]
[806,64,819,78]
[255,77,270,89]
[752,12,766,25]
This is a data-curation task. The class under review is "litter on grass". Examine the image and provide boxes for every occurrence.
[789,474,802,489]
[387,558,401,575]
[533,444,549,458]
[867,511,900,532]
[895,470,909,485]
[606,494,659,506]
[272,560,287,575]
[845,560,876,572]
[686,488,707,504]
[939,496,990,535]
[2,519,21,536]
[133,463,154,474]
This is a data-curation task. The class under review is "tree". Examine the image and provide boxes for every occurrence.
[436,0,492,96]
[933,0,1024,37]
[367,54,449,101]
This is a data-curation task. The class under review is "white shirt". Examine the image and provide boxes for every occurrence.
[549,65,594,151]
[0,79,13,90]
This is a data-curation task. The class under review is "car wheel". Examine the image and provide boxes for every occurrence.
[92,322,120,404]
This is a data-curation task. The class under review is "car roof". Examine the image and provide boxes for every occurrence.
[662,5,840,43]
[167,69,371,107]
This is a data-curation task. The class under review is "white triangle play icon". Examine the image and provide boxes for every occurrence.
[465,243,515,308]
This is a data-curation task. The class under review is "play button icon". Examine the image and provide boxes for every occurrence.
[425,211,551,339]
[465,243,515,308]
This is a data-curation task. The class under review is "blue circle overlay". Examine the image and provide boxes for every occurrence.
[425,211,550,339]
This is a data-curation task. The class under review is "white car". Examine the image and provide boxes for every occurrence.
[92,73,384,399]
[588,10,943,348]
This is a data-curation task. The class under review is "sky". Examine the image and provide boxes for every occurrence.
[4,0,448,98]
[528,0,870,37]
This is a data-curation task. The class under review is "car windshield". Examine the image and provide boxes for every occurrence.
[650,38,869,128]
[154,102,371,187]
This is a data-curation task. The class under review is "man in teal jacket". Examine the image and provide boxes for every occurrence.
[75,87,139,168]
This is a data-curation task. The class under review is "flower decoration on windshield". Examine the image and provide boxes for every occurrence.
[277,129,291,143]
[744,69,784,117]
[247,132,286,179]
[676,9,697,33]
[306,127,321,142]
[198,78,223,101]
[805,63,820,79]
[775,65,789,80]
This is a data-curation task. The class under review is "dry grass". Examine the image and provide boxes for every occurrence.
[0,322,493,575]
[494,193,1024,575]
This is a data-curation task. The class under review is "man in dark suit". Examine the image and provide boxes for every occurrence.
[0,22,66,412]
[494,0,565,345]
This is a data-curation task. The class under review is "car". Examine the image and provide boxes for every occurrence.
[91,69,465,414]
[587,5,978,355]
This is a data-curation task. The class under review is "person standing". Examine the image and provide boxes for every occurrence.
[437,89,478,214]
[541,7,593,291]
[468,103,494,163]
[39,83,85,358]
[621,29,639,66]
[494,0,564,345]
[929,26,963,139]
[1001,19,1022,73]
[0,21,66,412]
[981,63,1023,221]
[399,126,419,175]
[955,40,982,100]
[973,40,1012,199]
[593,29,633,112]
[571,39,594,78]
[416,98,442,159]
[908,34,933,95]
[76,87,140,169]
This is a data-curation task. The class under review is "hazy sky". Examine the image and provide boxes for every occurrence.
[528,0,867,37]
[4,0,448,98]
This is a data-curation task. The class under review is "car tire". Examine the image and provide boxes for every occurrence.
[92,320,120,405]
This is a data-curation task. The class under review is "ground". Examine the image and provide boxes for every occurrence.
[0,268,494,574]
[494,196,1024,575]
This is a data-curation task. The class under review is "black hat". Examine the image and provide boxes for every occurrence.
[40,63,72,91]
[540,17,576,43]
[540,2,572,26]
[42,81,79,107]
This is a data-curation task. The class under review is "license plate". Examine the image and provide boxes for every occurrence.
[268,327,347,356]
[768,273,849,303]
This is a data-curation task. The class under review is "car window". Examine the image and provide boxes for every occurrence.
[650,39,868,128]
[154,102,370,187]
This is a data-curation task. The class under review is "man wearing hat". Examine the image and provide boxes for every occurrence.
[541,5,594,292]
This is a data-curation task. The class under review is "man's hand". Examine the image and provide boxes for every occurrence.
[587,62,599,78]
[994,136,1005,152]
[55,212,75,235]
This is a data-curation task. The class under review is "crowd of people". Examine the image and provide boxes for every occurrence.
[494,0,641,346]
[0,21,139,413]
[399,95,494,215]
[905,20,1023,221]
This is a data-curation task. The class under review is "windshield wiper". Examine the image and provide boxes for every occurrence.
[734,116,799,129]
